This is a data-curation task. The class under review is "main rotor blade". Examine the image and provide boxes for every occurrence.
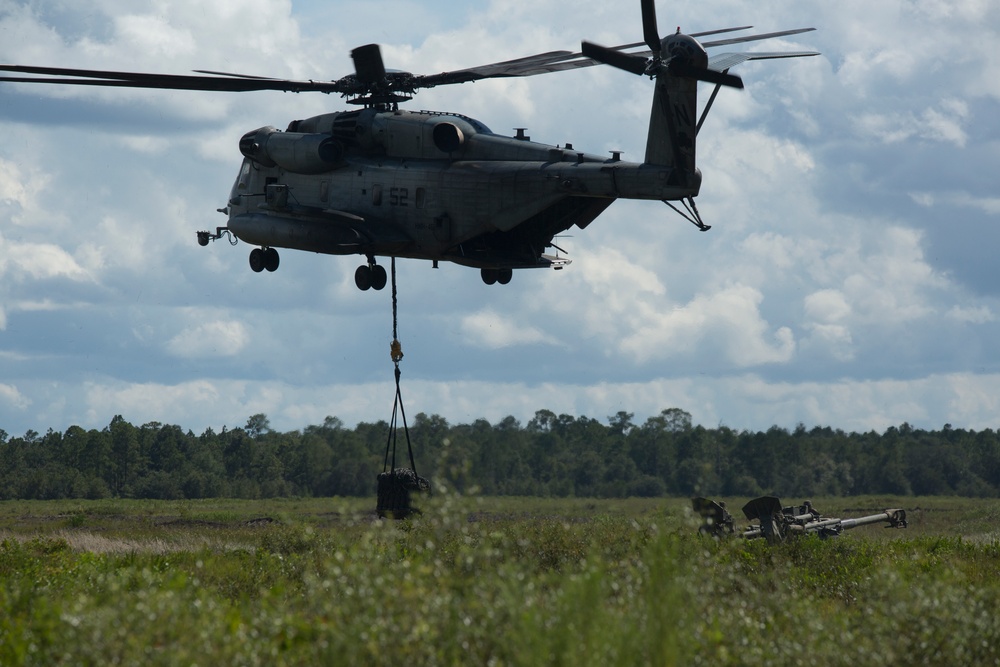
[0,63,345,93]
[473,26,757,79]
[641,0,661,52]
[415,50,574,87]
[701,27,815,48]
[691,26,753,38]
[192,69,282,80]
[583,28,754,54]
[581,41,648,76]
[506,26,815,77]
[709,51,820,72]
[351,44,387,84]
[0,26,816,99]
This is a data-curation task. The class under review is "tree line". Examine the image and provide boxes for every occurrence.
[1,409,999,500]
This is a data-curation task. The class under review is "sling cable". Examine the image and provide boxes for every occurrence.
[376,257,430,518]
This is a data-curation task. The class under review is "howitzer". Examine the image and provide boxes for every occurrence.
[694,496,908,544]
[692,497,737,537]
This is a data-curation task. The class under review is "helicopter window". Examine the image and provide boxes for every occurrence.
[320,181,329,203]
[415,187,426,209]
[237,160,252,191]
[372,184,383,206]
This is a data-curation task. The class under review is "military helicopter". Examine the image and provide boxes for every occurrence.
[0,1,817,291]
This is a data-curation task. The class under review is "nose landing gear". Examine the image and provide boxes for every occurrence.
[249,247,280,273]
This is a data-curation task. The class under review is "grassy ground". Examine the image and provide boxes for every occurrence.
[2,494,999,665]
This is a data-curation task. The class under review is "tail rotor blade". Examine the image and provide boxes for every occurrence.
[581,41,649,75]
[641,0,661,52]
[670,61,744,88]
[698,68,743,88]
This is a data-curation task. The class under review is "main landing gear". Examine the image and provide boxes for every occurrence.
[480,267,513,285]
[248,246,280,273]
[355,257,388,291]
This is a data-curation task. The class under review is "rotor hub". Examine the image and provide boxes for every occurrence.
[664,33,708,69]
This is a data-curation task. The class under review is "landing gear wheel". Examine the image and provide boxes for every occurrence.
[481,268,498,285]
[497,268,513,285]
[371,264,388,291]
[264,247,280,272]
[249,248,265,273]
[355,265,372,291]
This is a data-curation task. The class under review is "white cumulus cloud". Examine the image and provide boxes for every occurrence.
[621,283,796,367]
[0,383,30,410]
[460,308,560,349]
[167,319,249,359]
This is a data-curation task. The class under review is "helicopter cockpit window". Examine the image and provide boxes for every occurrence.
[372,184,383,206]
[237,159,252,191]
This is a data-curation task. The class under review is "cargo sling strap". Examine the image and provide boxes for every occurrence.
[377,258,428,517]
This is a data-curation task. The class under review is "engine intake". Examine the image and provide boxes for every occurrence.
[432,121,465,153]
[239,126,345,174]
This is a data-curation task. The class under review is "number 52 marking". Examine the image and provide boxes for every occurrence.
[389,187,408,206]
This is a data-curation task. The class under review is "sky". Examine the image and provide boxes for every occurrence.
[1,0,999,437]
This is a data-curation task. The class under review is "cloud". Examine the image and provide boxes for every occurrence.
[911,191,1000,215]
[460,308,560,349]
[112,14,196,58]
[802,289,854,360]
[0,234,92,283]
[83,379,227,428]
[947,305,996,325]
[619,283,795,366]
[17,371,1000,437]
[840,226,946,324]
[855,99,970,147]
[166,319,250,359]
[1,0,1000,439]
[804,289,851,323]
[0,383,30,411]
[0,158,30,206]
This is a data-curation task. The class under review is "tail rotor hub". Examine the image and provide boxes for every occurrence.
[664,33,708,70]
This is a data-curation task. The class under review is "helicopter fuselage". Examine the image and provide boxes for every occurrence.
[219,107,700,284]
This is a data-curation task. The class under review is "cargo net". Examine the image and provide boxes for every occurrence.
[377,258,429,519]
[377,468,430,519]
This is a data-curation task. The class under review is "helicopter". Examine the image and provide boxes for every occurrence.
[0,1,817,291]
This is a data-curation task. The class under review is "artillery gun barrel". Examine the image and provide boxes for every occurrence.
[840,508,908,530]
[787,517,844,535]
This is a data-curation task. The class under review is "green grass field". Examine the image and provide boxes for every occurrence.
[2,495,999,666]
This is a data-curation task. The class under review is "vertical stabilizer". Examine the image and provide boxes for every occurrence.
[645,72,698,183]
